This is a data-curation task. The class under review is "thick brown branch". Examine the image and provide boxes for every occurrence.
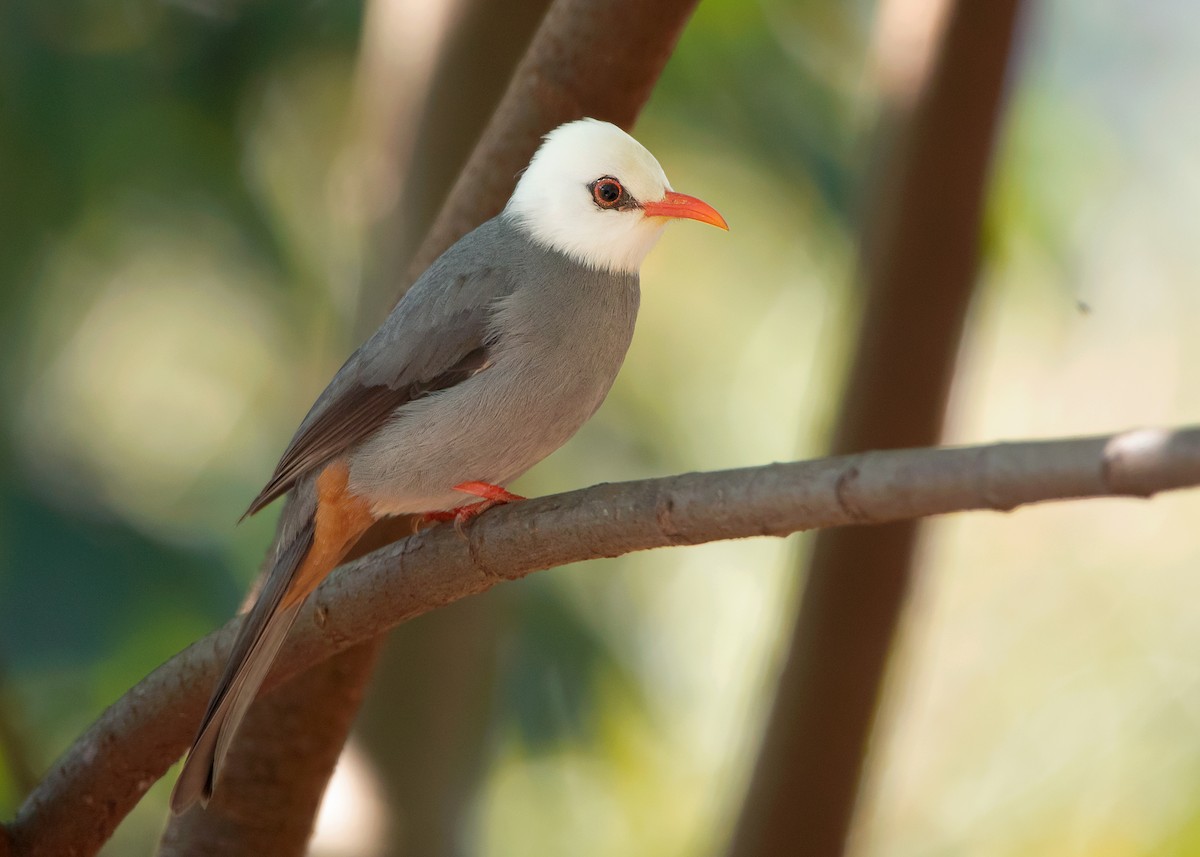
[8,426,1199,857]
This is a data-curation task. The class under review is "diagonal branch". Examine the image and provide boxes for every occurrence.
[7,425,1200,857]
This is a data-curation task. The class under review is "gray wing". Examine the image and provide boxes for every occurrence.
[243,220,520,518]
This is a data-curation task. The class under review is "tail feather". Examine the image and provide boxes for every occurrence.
[170,519,315,813]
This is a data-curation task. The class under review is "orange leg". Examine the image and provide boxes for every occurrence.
[453,481,525,503]
[422,481,525,531]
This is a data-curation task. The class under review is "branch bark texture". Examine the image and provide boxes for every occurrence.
[9,426,1199,857]
[728,2,1026,855]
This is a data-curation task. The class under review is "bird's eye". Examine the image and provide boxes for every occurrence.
[591,177,624,209]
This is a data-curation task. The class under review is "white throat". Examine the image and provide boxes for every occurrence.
[505,202,667,274]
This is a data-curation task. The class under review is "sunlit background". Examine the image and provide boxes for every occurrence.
[1,0,1199,855]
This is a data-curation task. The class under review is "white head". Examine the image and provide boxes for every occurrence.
[505,119,727,274]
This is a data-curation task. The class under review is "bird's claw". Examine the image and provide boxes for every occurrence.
[421,482,526,537]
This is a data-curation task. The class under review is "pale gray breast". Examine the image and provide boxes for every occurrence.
[489,233,641,418]
[346,217,641,514]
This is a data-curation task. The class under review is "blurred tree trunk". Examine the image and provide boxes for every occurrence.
[726,2,1025,856]
[352,3,553,855]
[157,0,700,855]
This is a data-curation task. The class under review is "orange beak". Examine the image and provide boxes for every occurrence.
[641,191,729,230]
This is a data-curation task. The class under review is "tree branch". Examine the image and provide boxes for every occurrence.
[8,426,1199,857]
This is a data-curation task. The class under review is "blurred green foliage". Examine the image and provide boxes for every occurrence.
[0,0,365,825]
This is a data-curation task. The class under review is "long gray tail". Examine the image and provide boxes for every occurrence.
[170,511,315,813]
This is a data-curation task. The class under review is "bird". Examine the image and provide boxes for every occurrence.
[170,117,728,812]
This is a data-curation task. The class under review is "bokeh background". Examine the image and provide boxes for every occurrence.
[2,0,1199,855]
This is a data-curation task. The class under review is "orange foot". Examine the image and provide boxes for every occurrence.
[422,482,526,533]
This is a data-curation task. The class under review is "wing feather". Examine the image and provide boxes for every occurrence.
[242,220,521,518]
[243,347,489,517]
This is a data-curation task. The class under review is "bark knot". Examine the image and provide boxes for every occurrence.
[655,494,683,542]
[834,464,869,523]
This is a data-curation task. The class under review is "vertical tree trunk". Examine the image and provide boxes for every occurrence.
[727,2,1026,856]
